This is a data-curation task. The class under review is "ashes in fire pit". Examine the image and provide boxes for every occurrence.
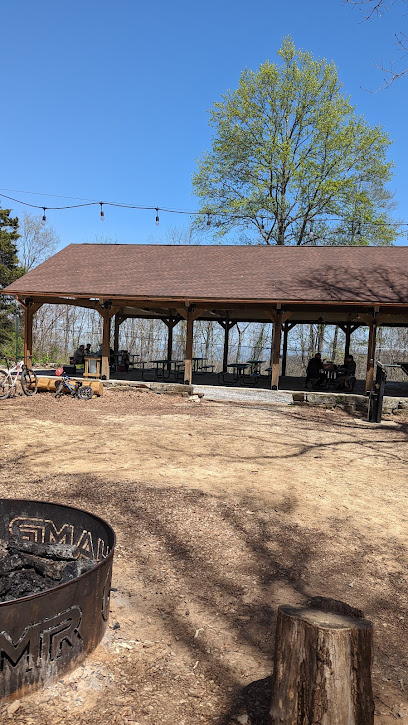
[0,536,95,602]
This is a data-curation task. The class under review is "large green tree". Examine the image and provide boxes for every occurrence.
[0,208,22,350]
[193,37,398,245]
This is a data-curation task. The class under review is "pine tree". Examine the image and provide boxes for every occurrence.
[0,208,22,350]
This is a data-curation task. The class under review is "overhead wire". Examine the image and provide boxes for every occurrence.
[0,188,407,231]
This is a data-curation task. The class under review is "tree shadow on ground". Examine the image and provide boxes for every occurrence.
[28,471,408,725]
[5,393,408,724]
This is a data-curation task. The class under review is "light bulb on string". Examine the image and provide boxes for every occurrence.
[260,217,265,231]
[155,208,160,226]
[206,213,211,227]
[100,203,105,222]
[356,221,362,236]
[42,208,47,223]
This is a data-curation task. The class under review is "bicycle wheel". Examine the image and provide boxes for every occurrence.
[21,369,38,396]
[77,385,93,400]
[0,369,12,400]
[55,380,65,398]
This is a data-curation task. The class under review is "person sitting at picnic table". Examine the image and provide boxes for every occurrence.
[73,344,85,365]
[336,354,356,390]
[122,350,130,371]
[305,352,324,389]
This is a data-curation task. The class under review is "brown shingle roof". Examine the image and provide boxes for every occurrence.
[3,243,408,305]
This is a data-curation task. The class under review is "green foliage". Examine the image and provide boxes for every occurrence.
[0,208,23,349]
[193,37,398,245]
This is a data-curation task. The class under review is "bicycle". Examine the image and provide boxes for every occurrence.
[0,358,38,400]
[54,368,93,400]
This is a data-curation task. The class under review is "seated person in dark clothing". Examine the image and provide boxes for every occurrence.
[336,355,356,390]
[305,353,324,388]
[73,345,85,365]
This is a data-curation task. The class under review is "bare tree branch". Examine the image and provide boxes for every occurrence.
[345,0,408,86]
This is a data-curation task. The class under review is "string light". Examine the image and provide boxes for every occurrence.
[1,190,408,234]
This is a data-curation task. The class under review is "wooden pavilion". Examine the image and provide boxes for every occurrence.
[2,243,408,392]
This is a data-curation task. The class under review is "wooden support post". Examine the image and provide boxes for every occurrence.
[98,304,120,380]
[24,305,33,369]
[101,312,111,380]
[184,310,194,385]
[365,315,377,394]
[219,320,236,372]
[270,598,374,725]
[23,300,42,369]
[113,314,124,355]
[174,306,207,384]
[281,322,295,377]
[164,317,178,366]
[345,323,352,360]
[338,323,361,361]
[271,310,282,390]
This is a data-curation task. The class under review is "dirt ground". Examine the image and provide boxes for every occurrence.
[0,387,407,724]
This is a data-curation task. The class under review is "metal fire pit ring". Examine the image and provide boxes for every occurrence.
[0,498,115,702]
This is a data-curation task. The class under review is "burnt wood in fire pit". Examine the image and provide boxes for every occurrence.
[0,537,95,601]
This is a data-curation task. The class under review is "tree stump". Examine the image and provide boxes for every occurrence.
[269,598,374,725]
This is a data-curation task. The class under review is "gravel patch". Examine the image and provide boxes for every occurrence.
[193,384,292,405]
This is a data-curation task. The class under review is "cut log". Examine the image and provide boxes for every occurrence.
[36,375,103,396]
[270,598,374,725]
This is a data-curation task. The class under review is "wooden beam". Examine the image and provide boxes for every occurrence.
[163,317,179,363]
[271,310,282,390]
[218,320,236,372]
[184,309,194,384]
[97,305,118,380]
[365,316,377,394]
[24,304,33,369]
[101,312,111,380]
[175,306,207,322]
[264,310,277,324]
[113,314,121,355]
[281,321,296,376]
[17,295,101,310]
[22,301,43,367]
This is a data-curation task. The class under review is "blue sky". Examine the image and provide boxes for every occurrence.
[1,0,407,249]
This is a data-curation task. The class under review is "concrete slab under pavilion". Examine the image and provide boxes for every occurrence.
[34,366,408,399]
[3,243,408,394]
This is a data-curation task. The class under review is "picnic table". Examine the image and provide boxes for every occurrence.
[246,359,265,375]
[396,361,408,376]
[144,359,183,381]
[192,357,207,373]
[218,363,260,387]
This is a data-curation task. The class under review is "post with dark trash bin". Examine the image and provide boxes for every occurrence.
[367,362,387,423]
